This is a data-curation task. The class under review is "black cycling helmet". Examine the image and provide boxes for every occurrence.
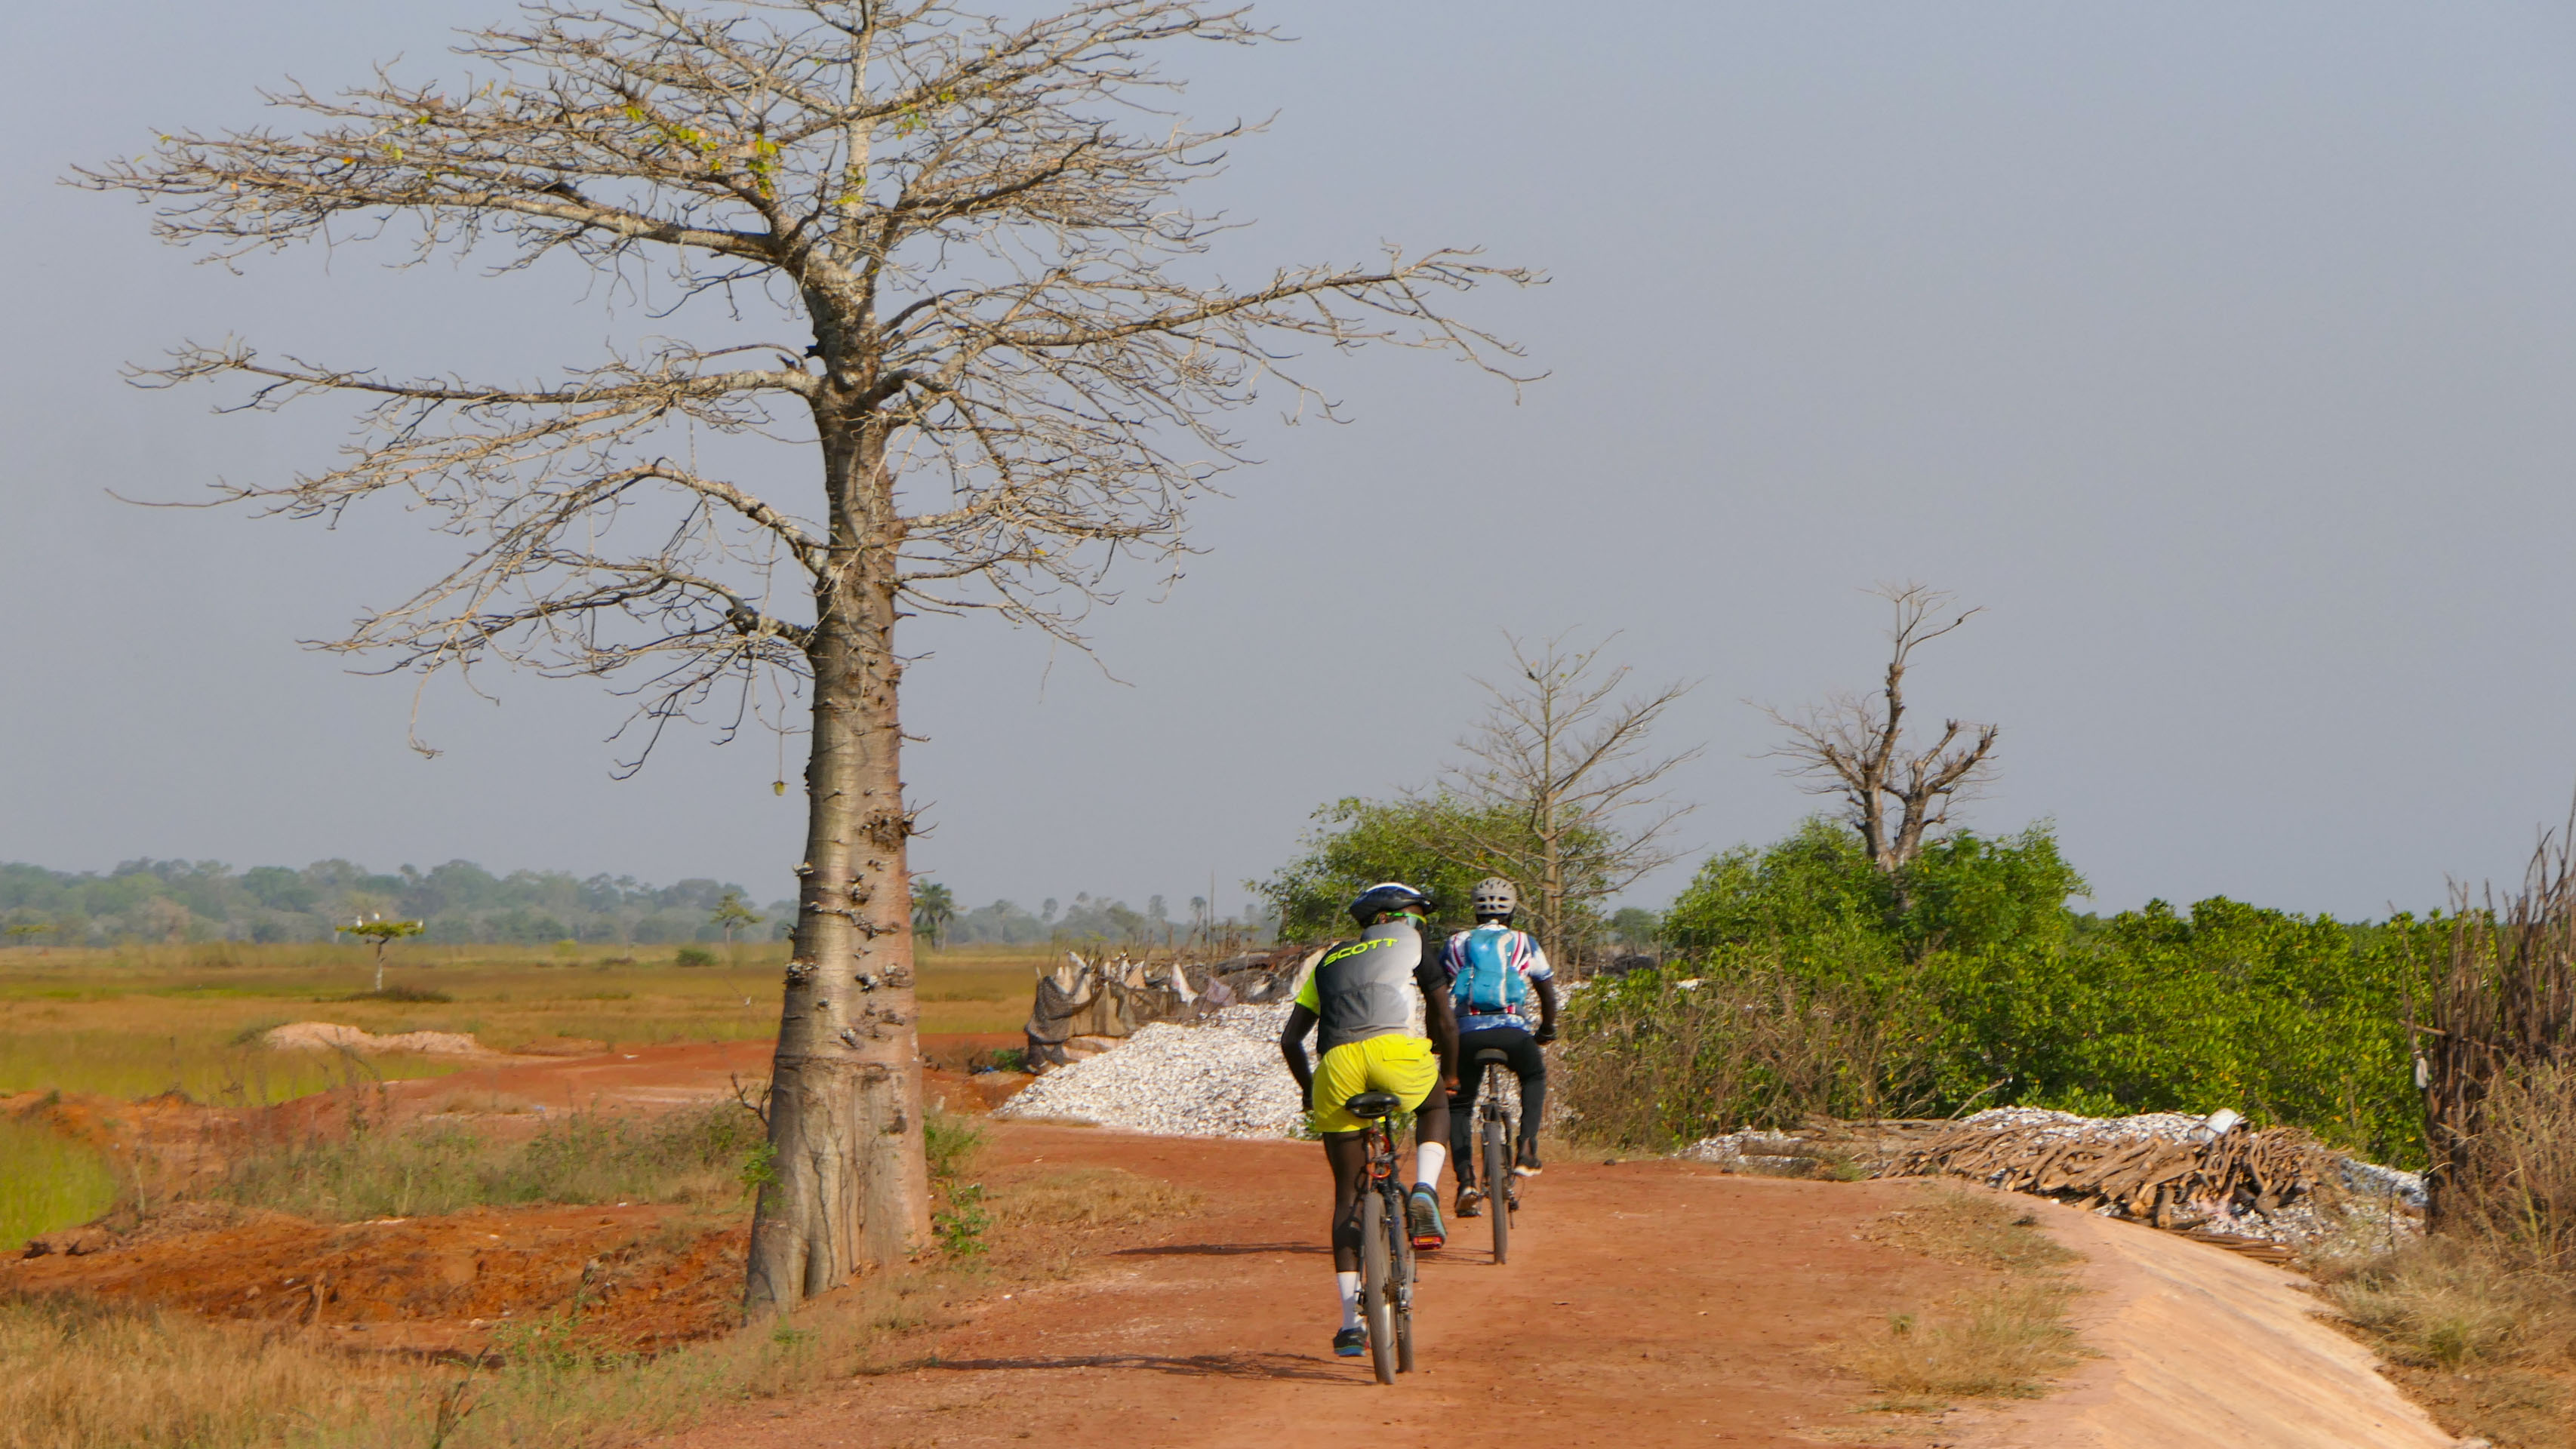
[1346,881,1433,925]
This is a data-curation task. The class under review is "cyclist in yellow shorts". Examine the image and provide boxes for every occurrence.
[1279,881,1461,1359]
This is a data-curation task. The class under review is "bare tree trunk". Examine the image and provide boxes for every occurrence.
[1540,674,1564,969]
[1441,632,1699,974]
[746,435,929,1315]
[1764,583,1996,895]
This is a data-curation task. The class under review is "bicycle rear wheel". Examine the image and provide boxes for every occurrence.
[1483,1112,1510,1263]
[1360,1189,1396,1384]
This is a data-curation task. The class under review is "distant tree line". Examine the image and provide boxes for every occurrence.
[0,858,1280,953]
[0,859,796,947]
[928,889,1276,949]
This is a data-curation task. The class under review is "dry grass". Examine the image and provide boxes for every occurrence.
[991,1166,1202,1229]
[2319,1236,2576,1448]
[1560,966,1932,1150]
[2313,1062,2576,1449]
[1840,1189,2085,1408]
[0,1261,995,1449]
[1855,1192,2081,1275]
[0,1291,392,1449]
[214,1100,767,1221]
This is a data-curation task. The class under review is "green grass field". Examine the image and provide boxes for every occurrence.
[0,1118,116,1252]
[0,940,1053,1250]
[0,940,1048,1103]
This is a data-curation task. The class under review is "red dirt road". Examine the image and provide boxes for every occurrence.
[658,1124,1989,1449]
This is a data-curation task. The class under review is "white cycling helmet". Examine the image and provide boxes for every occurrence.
[1470,877,1519,918]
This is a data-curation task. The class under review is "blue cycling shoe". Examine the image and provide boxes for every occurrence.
[1333,1326,1366,1357]
[1408,1184,1447,1248]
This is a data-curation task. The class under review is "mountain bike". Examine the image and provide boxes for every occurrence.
[1343,1089,1417,1384]
[1470,1047,1521,1264]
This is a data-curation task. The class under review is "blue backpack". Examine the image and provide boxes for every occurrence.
[1451,928,1528,1017]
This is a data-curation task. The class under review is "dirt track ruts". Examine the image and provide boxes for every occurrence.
[654,1123,1993,1448]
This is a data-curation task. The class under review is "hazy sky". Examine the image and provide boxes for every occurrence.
[8,3,2576,922]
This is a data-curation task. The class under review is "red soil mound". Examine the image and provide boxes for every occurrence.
[2,1031,1028,1359]
[9,1201,745,1359]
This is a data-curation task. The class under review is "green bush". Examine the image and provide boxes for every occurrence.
[673,946,717,968]
[336,984,451,1003]
[1569,817,2436,1163]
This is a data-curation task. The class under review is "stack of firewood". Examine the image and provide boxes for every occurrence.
[1893,1118,2338,1233]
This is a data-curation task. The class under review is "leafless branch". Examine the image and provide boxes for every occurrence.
[1762,582,1998,882]
[1437,630,1701,968]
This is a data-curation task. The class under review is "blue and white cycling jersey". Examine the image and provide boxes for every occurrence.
[1439,924,1553,1035]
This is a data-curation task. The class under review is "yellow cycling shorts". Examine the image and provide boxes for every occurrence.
[1309,1033,1438,1135]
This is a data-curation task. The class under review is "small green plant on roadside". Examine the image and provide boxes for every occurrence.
[673,946,717,968]
[737,1140,779,1201]
[924,1108,983,1183]
[935,1181,992,1257]
[924,1107,989,1257]
[488,1304,597,1374]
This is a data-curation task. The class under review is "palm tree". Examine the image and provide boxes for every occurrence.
[912,881,957,952]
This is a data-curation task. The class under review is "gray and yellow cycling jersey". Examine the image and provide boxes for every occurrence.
[1294,919,1438,1054]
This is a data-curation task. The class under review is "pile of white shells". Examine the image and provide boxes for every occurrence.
[996,1002,1308,1138]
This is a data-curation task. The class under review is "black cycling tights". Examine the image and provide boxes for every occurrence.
[1449,1026,1545,1186]
[1322,1084,1449,1273]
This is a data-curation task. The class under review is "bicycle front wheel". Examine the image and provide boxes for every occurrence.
[1360,1188,1396,1385]
[1393,1186,1417,1373]
[1483,1114,1510,1264]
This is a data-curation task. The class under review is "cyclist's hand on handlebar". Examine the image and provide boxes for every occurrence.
[1442,1075,1460,1095]
[1533,1026,1557,1045]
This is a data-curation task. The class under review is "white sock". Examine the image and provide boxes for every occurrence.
[1414,1141,1447,1192]
[1337,1271,1361,1330]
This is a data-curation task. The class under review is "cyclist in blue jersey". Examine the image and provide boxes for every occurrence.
[1440,876,1557,1220]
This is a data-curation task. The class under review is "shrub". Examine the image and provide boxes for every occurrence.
[674,946,717,968]
[1560,966,1931,1149]
[1577,817,2436,1162]
[925,1108,988,1256]
[337,983,453,1003]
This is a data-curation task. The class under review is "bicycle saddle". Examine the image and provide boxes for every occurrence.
[1471,1048,1513,1066]
[1343,1091,1402,1119]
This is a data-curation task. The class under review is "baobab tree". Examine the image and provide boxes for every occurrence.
[82,0,1531,1314]
[1765,583,1998,897]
